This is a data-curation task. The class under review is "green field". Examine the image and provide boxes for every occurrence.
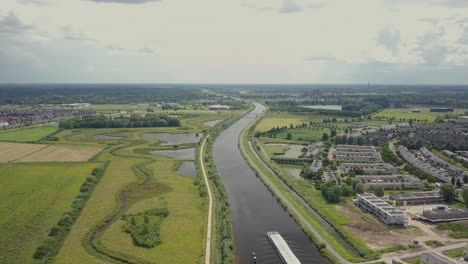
[0,162,96,264]
[373,108,465,123]
[277,128,329,141]
[0,126,57,142]
[255,115,324,132]
[54,121,211,263]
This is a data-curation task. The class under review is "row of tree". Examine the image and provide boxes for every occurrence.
[33,161,110,263]
[59,114,180,129]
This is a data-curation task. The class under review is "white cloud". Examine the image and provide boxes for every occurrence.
[0,0,467,83]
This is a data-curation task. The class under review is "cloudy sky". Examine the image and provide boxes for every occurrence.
[1,0,468,84]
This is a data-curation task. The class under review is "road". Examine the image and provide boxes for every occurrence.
[199,136,213,264]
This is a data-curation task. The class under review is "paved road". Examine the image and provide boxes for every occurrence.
[199,136,213,264]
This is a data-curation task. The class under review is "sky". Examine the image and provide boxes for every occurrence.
[1,0,468,84]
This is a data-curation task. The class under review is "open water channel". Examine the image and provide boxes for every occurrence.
[213,103,330,264]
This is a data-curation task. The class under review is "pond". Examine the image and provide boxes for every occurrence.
[149,148,195,159]
[94,134,124,140]
[282,166,302,179]
[265,143,307,158]
[203,120,221,127]
[176,162,197,177]
[142,133,202,145]
[301,105,342,110]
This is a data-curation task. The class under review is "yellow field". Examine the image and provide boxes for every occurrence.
[0,142,47,162]
[17,145,100,162]
[0,142,100,163]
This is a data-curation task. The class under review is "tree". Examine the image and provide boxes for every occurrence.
[354,183,364,194]
[322,133,329,141]
[331,129,337,137]
[341,184,353,197]
[456,178,463,188]
[373,185,385,197]
[440,183,456,203]
[286,133,293,140]
[371,137,379,146]
[463,189,468,208]
[356,136,365,145]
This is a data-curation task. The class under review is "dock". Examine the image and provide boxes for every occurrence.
[267,232,301,264]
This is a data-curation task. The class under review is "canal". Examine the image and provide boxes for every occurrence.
[213,103,330,264]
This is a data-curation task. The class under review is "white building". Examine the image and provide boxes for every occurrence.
[0,122,9,128]
[355,193,407,226]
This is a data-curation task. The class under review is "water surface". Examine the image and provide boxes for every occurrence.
[213,103,329,264]
[301,105,342,110]
[142,133,201,145]
[176,162,197,177]
[149,148,195,159]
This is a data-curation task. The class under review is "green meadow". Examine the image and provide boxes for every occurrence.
[0,162,96,264]
[0,126,58,142]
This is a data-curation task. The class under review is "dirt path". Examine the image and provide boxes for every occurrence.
[199,136,213,264]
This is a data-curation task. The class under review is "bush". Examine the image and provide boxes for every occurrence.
[121,208,169,248]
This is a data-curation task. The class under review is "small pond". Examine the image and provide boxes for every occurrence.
[176,162,197,177]
[142,133,202,145]
[94,134,124,140]
[149,148,195,159]
[204,120,221,127]
[301,105,342,111]
[282,166,302,179]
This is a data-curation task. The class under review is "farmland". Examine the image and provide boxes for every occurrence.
[0,142,47,162]
[0,162,97,264]
[17,145,100,162]
[372,108,465,123]
[0,126,57,142]
[0,142,100,163]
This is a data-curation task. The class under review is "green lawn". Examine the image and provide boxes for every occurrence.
[373,108,465,123]
[277,128,329,141]
[0,126,57,142]
[0,162,96,264]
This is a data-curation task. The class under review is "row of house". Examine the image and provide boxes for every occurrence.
[420,147,467,181]
[398,146,452,183]
[356,175,424,190]
[388,191,445,206]
[354,193,407,226]
[0,108,96,125]
[339,162,398,175]
[334,145,382,163]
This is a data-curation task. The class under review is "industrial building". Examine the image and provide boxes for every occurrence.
[339,163,397,175]
[388,192,445,206]
[356,175,424,190]
[420,252,456,264]
[420,206,468,223]
[354,193,407,226]
[335,145,382,163]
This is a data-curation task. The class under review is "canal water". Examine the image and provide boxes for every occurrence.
[213,103,330,264]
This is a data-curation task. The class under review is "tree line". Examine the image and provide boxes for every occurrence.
[59,114,180,129]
